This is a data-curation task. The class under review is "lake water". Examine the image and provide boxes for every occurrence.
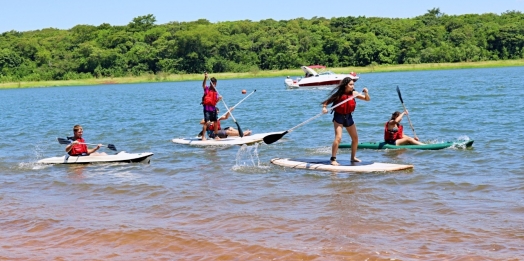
[1,67,523,260]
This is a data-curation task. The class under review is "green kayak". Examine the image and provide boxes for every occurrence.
[339,140,474,150]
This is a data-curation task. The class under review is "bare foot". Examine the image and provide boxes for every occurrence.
[244,130,252,136]
[330,160,340,166]
[214,136,221,140]
[201,137,207,141]
[351,157,361,162]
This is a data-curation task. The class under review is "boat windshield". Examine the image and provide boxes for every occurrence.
[318,71,335,75]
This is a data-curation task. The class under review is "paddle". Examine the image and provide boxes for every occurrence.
[396,86,418,140]
[198,89,256,137]
[210,80,244,137]
[263,94,358,144]
[57,137,117,151]
[218,89,256,118]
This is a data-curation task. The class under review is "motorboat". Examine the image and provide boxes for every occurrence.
[284,65,357,89]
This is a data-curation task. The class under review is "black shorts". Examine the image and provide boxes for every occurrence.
[204,109,218,122]
[385,139,397,145]
[332,112,354,127]
[208,130,228,138]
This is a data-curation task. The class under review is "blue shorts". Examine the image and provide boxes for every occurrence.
[204,109,218,122]
[333,112,354,127]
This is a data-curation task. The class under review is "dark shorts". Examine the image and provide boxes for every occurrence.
[332,112,354,127]
[207,130,228,139]
[385,139,397,145]
[204,109,218,122]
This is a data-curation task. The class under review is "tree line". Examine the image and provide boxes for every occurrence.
[1,8,523,83]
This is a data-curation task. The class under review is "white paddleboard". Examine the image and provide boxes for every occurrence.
[271,158,413,172]
[38,152,154,164]
[172,132,280,146]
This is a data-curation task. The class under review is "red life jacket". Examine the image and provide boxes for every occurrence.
[333,94,356,114]
[69,138,88,156]
[202,88,218,106]
[208,120,221,130]
[384,122,403,141]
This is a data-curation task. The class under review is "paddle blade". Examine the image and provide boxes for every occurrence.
[57,137,72,145]
[235,122,244,138]
[263,131,288,145]
[107,144,117,151]
[396,86,404,103]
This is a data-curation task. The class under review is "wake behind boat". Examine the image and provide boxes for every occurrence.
[173,132,282,146]
[340,140,474,150]
[38,151,154,164]
[284,65,354,89]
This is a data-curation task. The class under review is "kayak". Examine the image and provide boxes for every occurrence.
[37,152,154,164]
[172,132,281,146]
[339,140,474,150]
[271,158,413,172]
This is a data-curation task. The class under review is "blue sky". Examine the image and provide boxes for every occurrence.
[1,0,523,33]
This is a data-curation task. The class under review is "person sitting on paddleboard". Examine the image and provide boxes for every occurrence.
[198,108,252,139]
[385,111,424,145]
[201,72,222,141]
[65,125,107,156]
[321,73,370,165]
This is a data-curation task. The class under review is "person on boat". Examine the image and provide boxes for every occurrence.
[198,108,252,139]
[321,73,370,165]
[201,72,222,141]
[384,111,424,145]
[65,125,107,156]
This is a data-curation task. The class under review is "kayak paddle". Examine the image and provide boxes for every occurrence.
[263,94,358,145]
[57,137,117,151]
[210,80,244,137]
[396,86,418,140]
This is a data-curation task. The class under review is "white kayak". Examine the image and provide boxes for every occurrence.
[37,152,154,164]
[172,132,281,146]
[271,158,413,173]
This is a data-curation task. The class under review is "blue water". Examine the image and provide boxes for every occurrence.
[1,67,523,260]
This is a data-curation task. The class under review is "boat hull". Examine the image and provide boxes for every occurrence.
[339,140,474,150]
[37,152,154,164]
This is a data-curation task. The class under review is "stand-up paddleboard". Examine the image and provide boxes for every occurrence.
[271,158,413,172]
[172,132,281,146]
[38,152,154,164]
[340,140,474,150]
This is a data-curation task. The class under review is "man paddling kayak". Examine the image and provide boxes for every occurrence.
[65,125,107,156]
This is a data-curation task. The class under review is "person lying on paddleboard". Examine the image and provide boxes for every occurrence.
[321,73,370,165]
[198,108,252,139]
[385,111,425,146]
[65,125,107,156]
[201,72,222,141]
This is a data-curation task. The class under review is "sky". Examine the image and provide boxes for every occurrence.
[1,0,523,33]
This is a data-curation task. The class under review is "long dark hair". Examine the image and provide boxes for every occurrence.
[389,111,401,126]
[321,77,355,106]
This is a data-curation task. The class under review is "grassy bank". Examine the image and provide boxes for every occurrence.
[2,59,523,89]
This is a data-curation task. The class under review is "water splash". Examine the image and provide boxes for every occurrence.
[233,143,269,171]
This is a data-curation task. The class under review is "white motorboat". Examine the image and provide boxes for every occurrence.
[284,65,357,89]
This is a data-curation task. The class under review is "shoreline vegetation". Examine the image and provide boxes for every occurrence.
[1,59,523,89]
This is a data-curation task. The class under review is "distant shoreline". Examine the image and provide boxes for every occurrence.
[1,59,523,89]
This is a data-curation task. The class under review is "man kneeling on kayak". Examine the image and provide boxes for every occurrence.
[66,125,107,156]
[384,111,425,146]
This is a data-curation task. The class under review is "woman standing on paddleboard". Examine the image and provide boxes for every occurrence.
[321,73,370,165]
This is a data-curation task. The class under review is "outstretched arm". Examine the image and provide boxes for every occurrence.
[202,72,208,90]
